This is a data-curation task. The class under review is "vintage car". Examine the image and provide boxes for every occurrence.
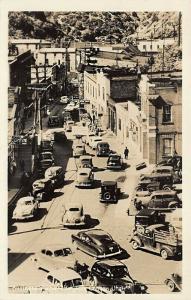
[135,209,165,228]
[60,96,69,104]
[33,245,77,271]
[12,196,39,221]
[75,167,94,188]
[107,154,123,170]
[96,142,110,157]
[73,143,86,158]
[90,259,147,294]
[89,137,103,150]
[71,229,123,258]
[152,165,182,184]
[65,102,76,112]
[48,115,60,128]
[62,203,86,227]
[40,140,54,153]
[100,181,121,203]
[138,173,173,191]
[78,155,93,169]
[64,120,74,132]
[45,166,64,187]
[39,156,55,174]
[157,155,182,171]
[44,268,87,293]
[130,224,182,259]
[164,273,182,292]
[134,190,182,211]
[39,151,54,163]
[32,178,54,200]
[62,111,72,123]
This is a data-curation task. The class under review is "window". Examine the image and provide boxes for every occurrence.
[98,84,100,96]
[36,53,38,59]
[150,45,152,50]
[118,118,121,130]
[163,105,172,122]
[163,138,173,156]
[143,45,146,50]
[35,44,38,50]
[45,58,49,65]
[102,87,105,100]
[157,45,160,49]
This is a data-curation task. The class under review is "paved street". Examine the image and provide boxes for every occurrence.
[8,103,181,294]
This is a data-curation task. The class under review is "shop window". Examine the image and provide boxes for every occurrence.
[163,138,173,156]
[163,104,172,123]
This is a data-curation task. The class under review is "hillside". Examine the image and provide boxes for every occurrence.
[9,11,180,42]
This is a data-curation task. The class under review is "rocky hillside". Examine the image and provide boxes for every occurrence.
[9,11,180,42]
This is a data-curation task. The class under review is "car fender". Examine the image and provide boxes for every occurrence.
[160,246,174,257]
[130,236,142,246]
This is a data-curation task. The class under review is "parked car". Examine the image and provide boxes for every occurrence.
[130,224,182,259]
[78,155,93,169]
[138,173,173,190]
[152,165,174,175]
[44,268,87,293]
[134,190,182,211]
[164,273,182,292]
[32,178,54,200]
[45,166,64,187]
[89,137,102,150]
[135,209,165,228]
[62,203,86,227]
[62,111,72,123]
[73,143,86,158]
[33,245,77,271]
[96,142,110,157]
[39,156,55,174]
[107,154,123,170]
[40,140,53,153]
[48,116,60,128]
[64,120,74,132]
[39,151,54,162]
[75,167,94,188]
[12,196,39,221]
[90,259,147,294]
[157,155,182,171]
[71,229,123,258]
[60,96,69,104]
[100,181,121,203]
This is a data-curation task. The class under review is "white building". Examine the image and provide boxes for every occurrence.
[10,39,51,53]
[35,48,76,73]
[137,37,176,54]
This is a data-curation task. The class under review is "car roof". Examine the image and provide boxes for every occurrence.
[102,181,117,186]
[136,209,158,217]
[97,142,109,146]
[95,259,126,268]
[48,268,81,281]
[151,190,176,195]
[109,154,121,157]
[80,229,111,238]
[41,245,71,251]
[155,166,173,170]
[78,167,92,173]
[50,115,59,118]
[146,224,166,230]
[46,166,63,172]
[18,196,34,203]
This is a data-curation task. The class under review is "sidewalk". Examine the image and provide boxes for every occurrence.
[8,115,34,203]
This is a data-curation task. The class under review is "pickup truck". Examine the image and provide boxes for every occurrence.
[130,224,182,260]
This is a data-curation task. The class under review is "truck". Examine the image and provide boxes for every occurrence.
[130,224,182,260]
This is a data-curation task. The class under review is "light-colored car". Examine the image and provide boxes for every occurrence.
[73,143,86,158]
[89,136,102,150]
[75,167,94,188]
[65,102,76,112]
[39,151,54,162]
[64,120,74,132]
[12,196,39,220]
[78,155,93,169]
[33,245,77,271]
[62,203,86,227]
[60,96,69,104]
[43,268,87,293]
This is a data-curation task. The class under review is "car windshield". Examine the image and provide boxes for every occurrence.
[109,156,120,162]
[54,248,72,257]
[110,266,128,278]
[79,172,88,176]
[22,200,33,205]
[69,208,80,211]
[76,146,83,148]
[100,144,109,148]
[42,141,50,147]
[95,139,102,142]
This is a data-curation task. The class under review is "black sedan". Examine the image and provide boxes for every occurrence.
[107,154,123,170]
[71,229,123,259]
[89,259,147,294]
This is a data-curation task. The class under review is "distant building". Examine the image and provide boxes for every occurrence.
[139,73,182,164]
[136,37,176,55]
[10,39,51,53]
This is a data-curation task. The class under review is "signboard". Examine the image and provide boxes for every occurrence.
[72,125,88,137]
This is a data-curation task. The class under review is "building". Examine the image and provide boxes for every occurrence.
[35,48,76,73]
[139,73,182,164]
[136,38,176,55]
[10,39,51,54]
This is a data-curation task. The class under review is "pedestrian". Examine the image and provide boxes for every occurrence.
[19,159,25,171]
[124,147,129,159]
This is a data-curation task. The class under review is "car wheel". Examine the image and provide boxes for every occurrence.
[163,185,171,191]
[161,249,168,260]
[132,241,139,250]
[103,192,111,201]
[167,280,176,292]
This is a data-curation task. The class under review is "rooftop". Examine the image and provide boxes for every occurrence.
[10,39,51,44]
